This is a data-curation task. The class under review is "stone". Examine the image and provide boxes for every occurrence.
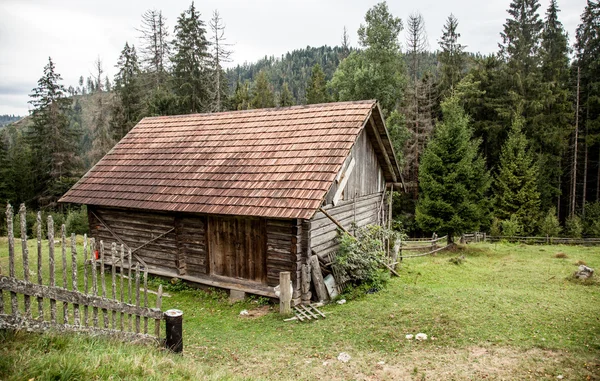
[229,289,246,303]
[574,265,594,280]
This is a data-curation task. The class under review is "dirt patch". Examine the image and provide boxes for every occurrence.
[239,305,271,318]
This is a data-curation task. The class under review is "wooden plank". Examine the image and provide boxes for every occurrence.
[100,240,108,329]
[155,285,162,338]
[135,264,140,334]
[7,205,17,316]
[83,235,89,326]
[110,243,117,329]
[0,275,163,319]
[91,238,98,327]
[368,116,397,182]
[279,271,292,314]
[332,157,355,206]
[309,255,328,302]
[143,269,148,334]
[119,244,125,332]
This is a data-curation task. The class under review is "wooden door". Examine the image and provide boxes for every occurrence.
[207,216,267,283]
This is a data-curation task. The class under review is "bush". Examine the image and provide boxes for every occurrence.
[564,215,583,238]
[333,225,402,295]
[65,206,89,235]
[501,214,522,237]
[583,201,600,237]
[490,217,502,236]
[540,207,561,237]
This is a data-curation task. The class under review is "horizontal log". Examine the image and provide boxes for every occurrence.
[0,314,160,343]
[0,276,163,319]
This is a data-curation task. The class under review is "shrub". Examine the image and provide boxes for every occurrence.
[582,201,600,237]
[65,206,89,235]
[540,207,561,237]
[564,215,583,238]
[501,214,522,237]
[490,217,502,236]
[333,225,402,295]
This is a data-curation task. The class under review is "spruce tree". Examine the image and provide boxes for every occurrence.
[438,14,466,99]
[575,0,600,204]
[171,2,211,114]
[138,9,171,87]
[113,42,142,139]
[232,80,251,110]
[416,96,491,241]
[27,57,81,209]
[305,63,328,104]
[251,71,275,109]
[493,114,541,235]
[538,0,573,211]
[279,82,295,107]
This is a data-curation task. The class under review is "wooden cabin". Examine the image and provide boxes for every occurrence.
[59,100,403,304]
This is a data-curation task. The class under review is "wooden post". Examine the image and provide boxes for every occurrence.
[71,233,80,326]
[83,234,89,326]
[19,204,31,318]
[301,264,312,305]
[111,242,117,329]
[48,215,57,324]
[128,248,133,331]
[36,211,43,319]
[155,284,163,338]
[279,271,292,314]
[309,255,329,302]
[165,309,183,353]
[62,225,68,324]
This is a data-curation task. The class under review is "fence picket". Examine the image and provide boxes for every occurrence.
[111,243,117,329]
[61,225,68,324]
[119,244,124,332]
[128,249,132,331]
[91,238,98,328]
[155,284,163,338]
[7,205,17,316]
[36,212,43,319]
[71,233,80,326]
[83,234,89,326]
[100,241,108,329]
[143,269,148,334]
[135,263,141,334]
[48,215,56,324]
[19,204,31,318]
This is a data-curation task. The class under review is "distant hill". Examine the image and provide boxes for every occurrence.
[0,115,22,128]
[226,45,350,104]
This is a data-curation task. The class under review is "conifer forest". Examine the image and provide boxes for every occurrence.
[1,0,599,239]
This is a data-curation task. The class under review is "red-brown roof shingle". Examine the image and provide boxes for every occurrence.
[60,100,391,219]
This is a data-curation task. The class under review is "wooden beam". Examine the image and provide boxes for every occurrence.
[332,158,355,206]
[368,117,397,182]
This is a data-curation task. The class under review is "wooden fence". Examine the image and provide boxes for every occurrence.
[461,232,600,246]
[0,204,164,343]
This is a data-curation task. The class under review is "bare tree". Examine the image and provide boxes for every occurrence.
[209,10,233,112]
[137,9,170,86]
[405,12,428,82]
[91,57,104,93]
[340,26,351,59]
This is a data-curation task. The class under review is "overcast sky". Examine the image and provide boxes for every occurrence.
[0,0,587,116]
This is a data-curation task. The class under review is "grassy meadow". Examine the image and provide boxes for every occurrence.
[0,239,599,380]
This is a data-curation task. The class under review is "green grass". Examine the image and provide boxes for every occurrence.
[1,240,599,380]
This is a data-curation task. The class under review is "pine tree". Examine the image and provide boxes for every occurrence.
[232,80,251,110]
[138,9,171,86]
[279,82,295,107]
[415,96,491,241]
[538,0,573,212]
[209,10,233,112]
[438,14,466,99]
[305,63,328,104]
[27,57,81,209]
[251,71,275,109]
[171,2,211,114]
[493,114,541,235]
[113,42,142,139]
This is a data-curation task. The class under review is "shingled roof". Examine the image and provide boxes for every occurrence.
[60,100,401,219]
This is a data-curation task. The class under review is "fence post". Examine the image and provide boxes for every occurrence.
[164,309,183,353]
[279,271,292,314]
